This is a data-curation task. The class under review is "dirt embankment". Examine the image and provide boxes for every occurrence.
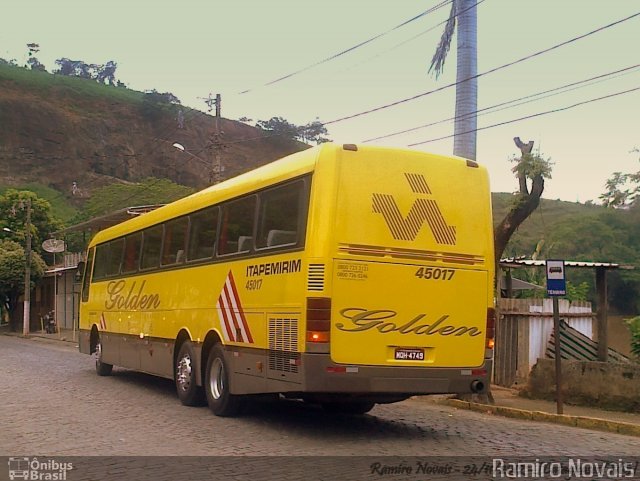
[0,75,308,198]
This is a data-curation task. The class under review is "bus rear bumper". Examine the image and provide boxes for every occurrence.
[301,353,492,396]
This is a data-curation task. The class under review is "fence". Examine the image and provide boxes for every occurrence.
[494,298,595,387]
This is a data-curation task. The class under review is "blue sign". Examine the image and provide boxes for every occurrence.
[546,260,566,297]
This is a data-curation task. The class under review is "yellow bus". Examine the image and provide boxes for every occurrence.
[78,143,495,416]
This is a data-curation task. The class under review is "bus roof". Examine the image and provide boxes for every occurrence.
[88,144,325,246]
[87,143,479,247]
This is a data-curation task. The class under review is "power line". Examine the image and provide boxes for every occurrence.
[237,0,453,95]
[406,85,640,146]
[363,63,640,142]
[325,11,640,126]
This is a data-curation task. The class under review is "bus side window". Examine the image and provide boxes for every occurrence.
[187,206,218,261]
[81,248,94,302]
[93,239,124,279]
[106,239,124,276]
[162,217,188,266]
[256,180,302,249]
[122,233,142,274]
[218,196,256,256]
[92,243,110,280]
[140,225,163,270]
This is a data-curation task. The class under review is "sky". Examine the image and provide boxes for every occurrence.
[2,0,639,203]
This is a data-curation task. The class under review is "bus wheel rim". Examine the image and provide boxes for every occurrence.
[176,354,192,392]
[95,339,102,364]
[210,358,224,400]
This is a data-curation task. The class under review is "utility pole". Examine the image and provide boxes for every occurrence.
[23,198,32,336]
[198,93,226,184]
[210,94,225,184]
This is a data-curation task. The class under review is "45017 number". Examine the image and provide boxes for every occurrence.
[415,267,455,281]
[245,279,263,290]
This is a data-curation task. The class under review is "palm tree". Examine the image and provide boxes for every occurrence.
[429,0,478,160]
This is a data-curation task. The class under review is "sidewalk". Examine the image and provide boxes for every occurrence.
[438,385,640,438]
[0,325,79,345]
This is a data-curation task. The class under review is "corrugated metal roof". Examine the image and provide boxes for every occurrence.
[500,258,634,270]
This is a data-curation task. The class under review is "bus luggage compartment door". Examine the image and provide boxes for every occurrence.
[330,260,488,368]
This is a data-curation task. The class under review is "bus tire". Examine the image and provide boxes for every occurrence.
[204,344,243,417]
[175,341,205,406]
[322,401,375,415]
[94,333,113,376]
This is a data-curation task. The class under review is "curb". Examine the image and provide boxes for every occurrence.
[445,399,640,438]
[1,331,78,346]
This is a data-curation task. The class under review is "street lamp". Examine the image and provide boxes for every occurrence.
[171,142,225,184]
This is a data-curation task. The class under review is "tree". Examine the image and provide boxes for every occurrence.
[0,189,61,327]
[494,138,552,264]
[54,58,120,85]
[256,117,300,140]
[429,0,478,160]
[300,120,330,144]
[26,43,46,72]
[0,239,46,329]
[600,148,640,207]
[139,90,182,122]
[54,58,93,79]
[0,190,63,255]
[96,60,117,85]
[255,117,331,144]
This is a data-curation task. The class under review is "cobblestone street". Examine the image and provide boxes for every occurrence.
[2,334,638,460]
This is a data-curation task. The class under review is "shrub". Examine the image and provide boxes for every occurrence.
[626,316,640,359]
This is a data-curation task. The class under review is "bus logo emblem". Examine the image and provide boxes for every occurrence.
[372,173,456,245]
[216,271,254,344]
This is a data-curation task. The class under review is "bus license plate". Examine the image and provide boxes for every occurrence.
[394,348,424,361]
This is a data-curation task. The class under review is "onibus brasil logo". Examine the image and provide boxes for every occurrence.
[8,457,73,480]
[372,172,457,245]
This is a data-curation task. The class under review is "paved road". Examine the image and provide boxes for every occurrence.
[1,334,638,475]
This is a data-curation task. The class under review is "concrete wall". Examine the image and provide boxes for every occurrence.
[524,358,640,412]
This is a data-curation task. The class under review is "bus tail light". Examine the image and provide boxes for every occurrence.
[486,307,496,349]
[307,297,331,343]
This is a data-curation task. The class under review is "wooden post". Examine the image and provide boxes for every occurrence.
[552,297,563,414]
[505,269,513,298]
[596,267,608,362]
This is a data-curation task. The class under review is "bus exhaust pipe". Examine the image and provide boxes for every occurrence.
[471,380,484,393]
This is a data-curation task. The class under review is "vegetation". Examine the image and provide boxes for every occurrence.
[0,183,77,223]
[600,148,640,207]
[626,316,640,359]
[255,117,330,144]
[494,142,553,263]
[2,49,639,318]
[0,190,57,323]
[0,190,63,255]
[0,61,143,105]
[498,198,640,313]
[0,239,47,324]
[74,178,194,221]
